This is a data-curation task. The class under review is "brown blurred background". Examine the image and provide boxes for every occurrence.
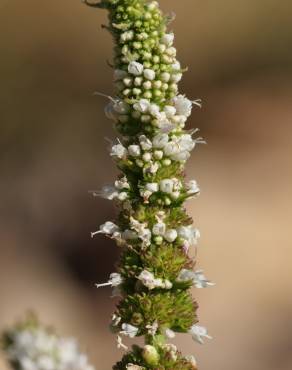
[1,0,292,369]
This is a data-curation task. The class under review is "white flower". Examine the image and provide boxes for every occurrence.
[149,103,161,117]
[179,134,196,151]
[140,189,153,203]
[110,143,128,159]
[95,272,123,289]
[118,192,127,201]
[153,114,174,132]
[186,180,200,195]
[163,135,195,162]
[159,179,174,194]
[177,225,200,246]
[139,135,152,150]
[184,355,198,369]
[146,321,159,336]
[164,229,178,243]
[96,185,119,200]
[138,270,159,290]
[128,145,141,157]
[173,94,193,117]
[133,99,150,113]
[163,141,179,157]
[177,269,214,288]
[139,228,152,247]
[147,161,160,175]
[91,221,119,238]
[171,151,191,162]
[145,183,159,193]
[152,133,169,148]
[164,105,176,118]
[130,217,151,247]
[115,177,130,190]
[193,270,215,288]
[189,325,212,344]
[161,33,174,46]
[120,323,139,338]
[138,270,172,290]
[128,61,144,76]
[162,343,177,361]
[152,222,166,236]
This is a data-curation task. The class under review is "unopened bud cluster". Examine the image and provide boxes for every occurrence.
[85,0,213,369]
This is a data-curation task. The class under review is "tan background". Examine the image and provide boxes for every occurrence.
[1,0,292,369]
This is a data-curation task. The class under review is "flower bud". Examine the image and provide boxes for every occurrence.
[161,33,174,46]
[160,179,174,193]
[164,229,178,242]
[144,68,156,80]
[128,61,144,76]
[142,152,152,162]
[128,145,141,157]
[152,222,166,236]
[142,345,160,366]
[143,81,152,90]
[161,72,170,82]
[154,150,163,160]
[134,77,143,86]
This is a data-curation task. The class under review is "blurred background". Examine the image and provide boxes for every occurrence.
[1,0,292,369]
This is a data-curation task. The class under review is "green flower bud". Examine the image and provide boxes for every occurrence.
[142,345,160,366]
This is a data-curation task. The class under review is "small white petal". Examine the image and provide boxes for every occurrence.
[128,61,144,76]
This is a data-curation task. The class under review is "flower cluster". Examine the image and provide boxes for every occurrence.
[85,0,213,369]
[1,316,95,370]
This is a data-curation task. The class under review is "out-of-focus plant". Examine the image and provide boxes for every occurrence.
[1,314,95,370]
[85,0,214,369]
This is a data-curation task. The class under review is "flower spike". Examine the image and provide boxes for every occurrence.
[85,1,213,369]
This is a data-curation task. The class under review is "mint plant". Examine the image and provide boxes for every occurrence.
[85,1,214,369]
[0,1,214,369]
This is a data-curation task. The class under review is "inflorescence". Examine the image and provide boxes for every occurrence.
[86,0,214,369]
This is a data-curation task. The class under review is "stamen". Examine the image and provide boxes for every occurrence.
[192,99,202,108]
[93,91,116,102]
[95,282,112,288]
[91,231,101,238]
